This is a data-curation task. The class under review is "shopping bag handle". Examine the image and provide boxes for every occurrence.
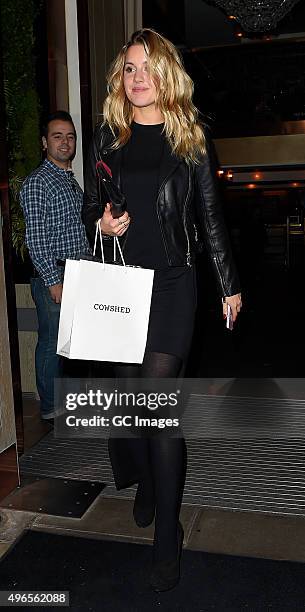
[93,221,126,267]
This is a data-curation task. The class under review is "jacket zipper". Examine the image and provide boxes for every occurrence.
[183,217,191,266]
[156,163,193,267]
[183,168,192,266]
[155,166,180,265]
[213,255,227,296]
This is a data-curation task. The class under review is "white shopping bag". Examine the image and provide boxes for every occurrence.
[57,226,154,363]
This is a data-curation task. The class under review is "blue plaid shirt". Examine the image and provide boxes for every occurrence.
[20,159,91,286]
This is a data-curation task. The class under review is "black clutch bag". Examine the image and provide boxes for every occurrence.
[96,160,127,219]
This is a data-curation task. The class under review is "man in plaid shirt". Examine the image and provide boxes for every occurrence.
[20,111,91,421]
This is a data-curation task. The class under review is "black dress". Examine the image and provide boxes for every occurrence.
[121,122,197,361]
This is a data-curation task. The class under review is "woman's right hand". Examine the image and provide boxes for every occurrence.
[98,203,131,237]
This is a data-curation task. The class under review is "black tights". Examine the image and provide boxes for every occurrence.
[115,350,183,378]
[115,352,186,561]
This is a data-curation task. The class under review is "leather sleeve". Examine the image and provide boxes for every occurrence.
[194,128,241,296]
[82,124,105,243]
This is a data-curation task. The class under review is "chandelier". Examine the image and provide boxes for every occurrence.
[205,0,301,31]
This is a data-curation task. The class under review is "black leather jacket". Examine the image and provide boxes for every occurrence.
[83,122,240,297]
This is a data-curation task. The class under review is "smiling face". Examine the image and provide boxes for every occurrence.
[123,44,162,122]
[42,119,76,169]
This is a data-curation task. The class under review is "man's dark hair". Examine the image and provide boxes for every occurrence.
[42,110,76,139]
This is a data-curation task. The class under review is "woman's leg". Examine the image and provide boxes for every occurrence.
[113,352,186,545]
[113,362,155,524]
[150,436,186,561]
[141,351,186,561]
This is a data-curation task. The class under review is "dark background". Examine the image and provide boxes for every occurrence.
[143,0,305,137]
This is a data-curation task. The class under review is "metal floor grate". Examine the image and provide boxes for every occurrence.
[19,394,305,515]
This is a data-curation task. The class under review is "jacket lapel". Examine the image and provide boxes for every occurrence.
[101,147,123,191]
[158,138,182,188]
[101,132,182,192]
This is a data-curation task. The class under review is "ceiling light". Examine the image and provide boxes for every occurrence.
[205,0,300,32]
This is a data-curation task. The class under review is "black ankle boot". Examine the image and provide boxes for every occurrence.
[150,522,184,592]
[133,482,155,528]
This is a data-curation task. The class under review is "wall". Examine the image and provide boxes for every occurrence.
[215,134,305,167]
[0,229,17,453]
[15,285,37,395]
[88,0,125,126]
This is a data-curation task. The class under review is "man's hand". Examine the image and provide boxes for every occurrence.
[49,283,63,304]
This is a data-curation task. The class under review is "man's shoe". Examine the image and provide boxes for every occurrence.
[150,522,184,592]
[133,482,155,528]
[41,410,54,425]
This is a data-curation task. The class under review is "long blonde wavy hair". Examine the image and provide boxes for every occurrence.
[103,28,206,163]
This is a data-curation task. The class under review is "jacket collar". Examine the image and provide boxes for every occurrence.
[100,131,182,191]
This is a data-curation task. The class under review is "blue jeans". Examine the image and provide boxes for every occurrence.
[30,277,63,418]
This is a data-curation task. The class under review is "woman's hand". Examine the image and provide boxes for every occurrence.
[222,293,242,322]
[98,203,131,237]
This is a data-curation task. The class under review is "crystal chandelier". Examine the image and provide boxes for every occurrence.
[205,0,301,31]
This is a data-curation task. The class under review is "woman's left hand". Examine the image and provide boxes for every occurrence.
[222,293,242,322]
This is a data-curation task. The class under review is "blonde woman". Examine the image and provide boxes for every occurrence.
[83,28,241,591]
